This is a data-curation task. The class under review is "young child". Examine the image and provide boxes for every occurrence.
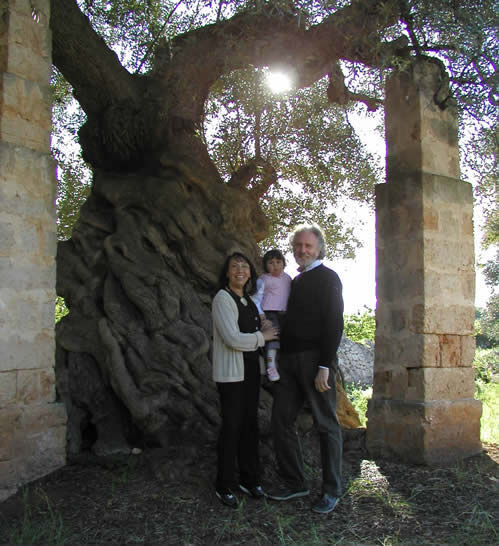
[252,249,292,381]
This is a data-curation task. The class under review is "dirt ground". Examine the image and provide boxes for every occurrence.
[1,436,497,545]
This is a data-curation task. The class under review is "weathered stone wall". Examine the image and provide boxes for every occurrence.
[338,337,374,386]
[366,59,481,464]
[0,0,66,501]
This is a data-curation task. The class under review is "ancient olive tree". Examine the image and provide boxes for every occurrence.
[52,0,497,455]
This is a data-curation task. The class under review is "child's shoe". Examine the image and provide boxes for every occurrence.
[267,366,280,382]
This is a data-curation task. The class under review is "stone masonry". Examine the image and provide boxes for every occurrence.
[0,0,66,501]
[366,58,482,464]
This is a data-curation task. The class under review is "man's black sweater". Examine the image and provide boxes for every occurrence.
[280,264,344,369]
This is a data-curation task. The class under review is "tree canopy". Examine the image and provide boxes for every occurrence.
[52,0,497,253]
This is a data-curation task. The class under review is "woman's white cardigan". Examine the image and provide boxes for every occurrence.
[212,289,265,383]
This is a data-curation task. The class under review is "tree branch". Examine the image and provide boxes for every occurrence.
[50,0,140,116]
[161,0,401,119]
[327,63,383,111]
[228,158,277,199]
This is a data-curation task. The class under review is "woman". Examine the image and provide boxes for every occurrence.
[212,252,278,508]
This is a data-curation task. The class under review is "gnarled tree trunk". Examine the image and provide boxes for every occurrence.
[56,158,270,453]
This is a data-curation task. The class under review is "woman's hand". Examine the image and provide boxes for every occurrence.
[261,318,273,330]
[261,323,279,342]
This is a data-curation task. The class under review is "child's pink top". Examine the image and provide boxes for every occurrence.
[253,272,292,313]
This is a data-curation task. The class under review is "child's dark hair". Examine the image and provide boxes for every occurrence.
[263,249,286,273]
[217,252,259,295]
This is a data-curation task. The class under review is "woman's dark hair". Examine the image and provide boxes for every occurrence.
[217,252,259,295]
[263,249,286,272]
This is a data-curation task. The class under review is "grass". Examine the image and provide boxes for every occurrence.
[7,487,68,545]
[2,446,497,545]
[476,380,499,443]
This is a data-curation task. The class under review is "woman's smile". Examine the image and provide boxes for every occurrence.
[227,258,251,295]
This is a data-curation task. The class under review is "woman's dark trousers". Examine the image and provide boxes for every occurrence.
[216,358,261,490]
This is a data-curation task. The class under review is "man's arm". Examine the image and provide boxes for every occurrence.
[319,270,344,369]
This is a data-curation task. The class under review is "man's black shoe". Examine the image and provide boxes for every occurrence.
[239,484,266,498]
[216,489,238,508]
[267,485,310,501]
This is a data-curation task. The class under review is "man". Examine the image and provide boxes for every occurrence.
[268,223,344,514]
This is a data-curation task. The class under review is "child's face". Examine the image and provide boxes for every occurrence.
[266,257,284,277]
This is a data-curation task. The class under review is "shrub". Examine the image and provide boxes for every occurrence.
[344,382,372,427]
[55,297,68,324]
[344,306,375,343]
[473,347,498,384]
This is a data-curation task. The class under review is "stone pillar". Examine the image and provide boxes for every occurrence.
[0,0,66,501]
[366,58,482,464]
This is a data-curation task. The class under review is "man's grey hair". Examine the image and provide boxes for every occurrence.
[290,223,326,260]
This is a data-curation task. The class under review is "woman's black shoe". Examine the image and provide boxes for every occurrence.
[216,489,238,508]
[239,484,266,498]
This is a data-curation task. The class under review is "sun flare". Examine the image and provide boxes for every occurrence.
[266,71,292,93]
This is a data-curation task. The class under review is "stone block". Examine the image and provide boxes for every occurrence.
[19,402,67,433]
[435,334,463,368]
[0,220,16,252]
[423,173,473,206]
[1,2,51,78]
[0,289,56,332]
[0,143,57,202]
[16,368,55,404]
[0,331,55,372]
[0,111,50,151]
[372,333,475,376]
[0,213,56,259]
[366,398,482,464]
[0,257,56,290]
[16,369,39,404]
[0,74,51,150]
[7,0,40,17]
[438,208,461,238]
[390,367,409,399]
[462,211,473,236]
[423,206,439,231]
[376,333,440,370]
[372,369,392,399]
[4,40,51,84]
[0,406,21,459]
[40,367,56,400]
[374,331,415,370]
[0,303,56,343]
[17,221,42,253]
[423,270,475,304]
[406,367,475,400]
[377,264,424,303]
[0,370,17,406]
[461,335,476,368]
[421,303,475,335]
[15,424,66,485]
[386,61,460,180]
[425,236,475,270]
